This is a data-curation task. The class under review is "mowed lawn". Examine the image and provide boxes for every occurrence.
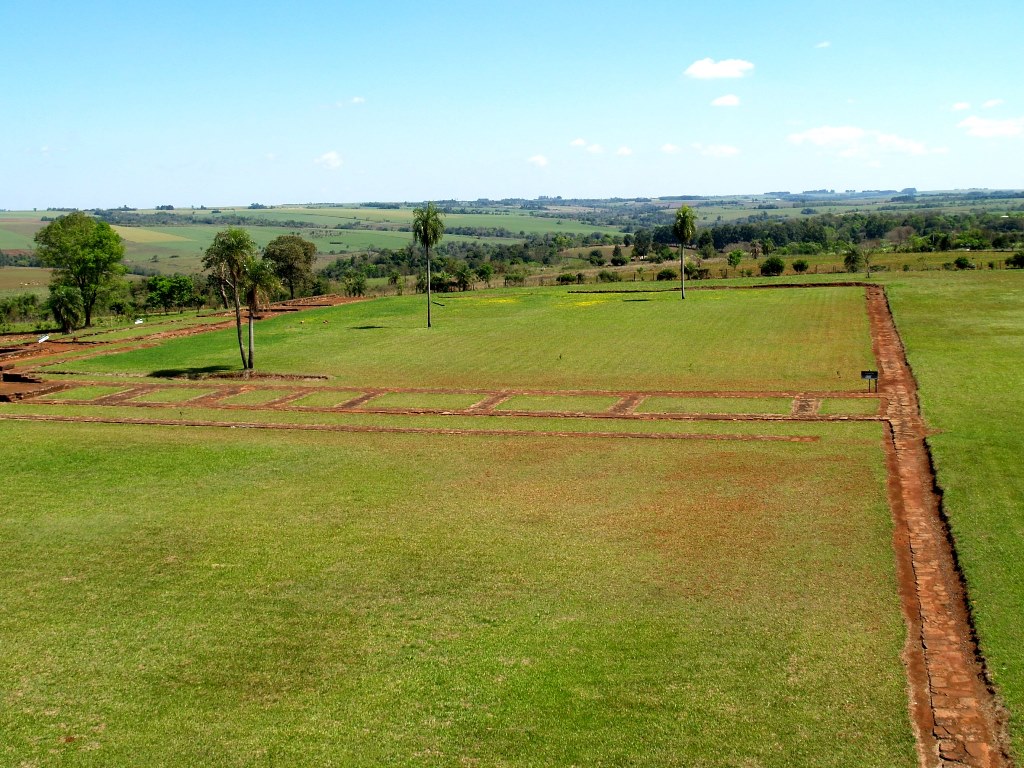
[886,270,1024,752]
[0,419,914,767]
[54,286,875,392]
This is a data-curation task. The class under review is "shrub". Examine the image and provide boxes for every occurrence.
[596,270,622,283]
[656,268,678,281]
[610,244,628,266]
[1005,251,1024,269]
[684,263,711,280]
[953,256,976,270]
[843,250,865,273]
[792,259,809,273]
[47,285,85,333]
[556,273,577,285]
[587,249,606,266]
[760,256,785,277]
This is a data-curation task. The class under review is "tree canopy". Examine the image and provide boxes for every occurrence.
[33,211,126,327]
[264,234,316,299]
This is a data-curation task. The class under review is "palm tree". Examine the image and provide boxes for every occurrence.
[241,256,279,371]
[673,205,697,300]
[412,202,445,327]
[203,228,257,369]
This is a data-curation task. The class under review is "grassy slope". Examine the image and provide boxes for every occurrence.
[54,286,876,392]
[885,270,1024,752]
[0,419,914,767]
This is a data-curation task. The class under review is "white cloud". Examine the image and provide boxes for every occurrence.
[983,98,1005,109]
[265,152,277,161]
[586,143,604,154]
[527,154,549,168]
[952,102,971,111]
[315,150,343,170]
[693,143,740,158]
[814,41,831,48]
[615,146,633,156]
[874,132,931,156]
[351,96,366,104]
[684,57,754,79]
[711,94,740,107]
[957,115,1024,138]
[661,143,681,154]
[569,138,587,147]
[789,126,946,157]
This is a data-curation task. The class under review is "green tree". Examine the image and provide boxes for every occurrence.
[727,250,744,270]
[632,228,653,259]
[673,206,697,299]
[387,269,403,295]
[412,202,445,328]
[792,258,809,274]
[843,247,864,273]
[610,244,628,266]
[146,274,198,313]
[264,234,316,299]
[203,228,257,369]
[34,211,126,327]
[241,256,279,370]
[454,262,474,291]
[342,271,368,297]
[474,263,494,287]
[47,285,84,333]
[760,256,785,276]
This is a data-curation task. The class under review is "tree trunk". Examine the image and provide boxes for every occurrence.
[232,290,246,370]
[247,305,255,370]
[426,246,432,328]
[679,246,686,300]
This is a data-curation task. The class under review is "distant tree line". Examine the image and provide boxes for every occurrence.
[0,250,43,267]
[698,210,1024,254]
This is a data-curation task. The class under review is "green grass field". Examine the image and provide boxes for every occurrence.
[0,417,914,767]
[47,285,876,392]
[885,270,1024,753]
[0,280,950,765]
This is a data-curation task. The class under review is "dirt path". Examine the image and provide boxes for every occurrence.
[867,285,1010,767]
[0,411,817,443]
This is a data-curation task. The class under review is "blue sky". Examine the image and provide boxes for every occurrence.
[2,0,1022,208]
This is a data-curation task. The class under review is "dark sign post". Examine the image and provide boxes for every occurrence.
[861,370,879,393]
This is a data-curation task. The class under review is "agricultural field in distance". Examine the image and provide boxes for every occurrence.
[0,266,51,298]
[0,283,924,766]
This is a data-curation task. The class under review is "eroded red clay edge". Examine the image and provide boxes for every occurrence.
[867,285,1011,768]
[0,412,817,443]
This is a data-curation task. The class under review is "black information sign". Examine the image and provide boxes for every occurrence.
[861,370,879,392]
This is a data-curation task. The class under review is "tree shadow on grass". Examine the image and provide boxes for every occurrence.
[349,325,386,330]
[150,365,233,379]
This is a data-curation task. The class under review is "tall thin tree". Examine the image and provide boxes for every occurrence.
[673,205,697,300]
[202,228,257,369]
[412,202,445,328]
[241,256,279,371]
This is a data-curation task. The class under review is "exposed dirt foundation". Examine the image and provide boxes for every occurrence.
[867,285,1010,767]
